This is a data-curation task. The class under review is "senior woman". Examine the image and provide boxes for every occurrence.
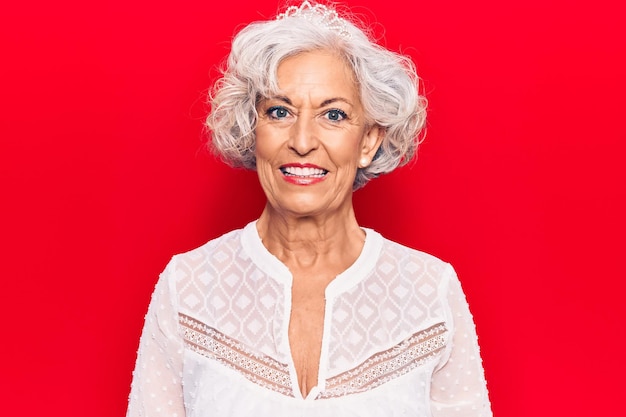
[127,1,491,416]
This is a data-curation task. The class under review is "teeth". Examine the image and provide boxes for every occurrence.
[281,166,327,177]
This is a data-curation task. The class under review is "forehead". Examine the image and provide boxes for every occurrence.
[275,50,359,100]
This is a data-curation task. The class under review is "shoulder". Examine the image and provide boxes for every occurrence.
[156,225,252,313]
[162,226,247,278]
[379,233,451,269]
[178,227,242,260]
[371,231,456,286]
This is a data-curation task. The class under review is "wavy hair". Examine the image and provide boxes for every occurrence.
[206,1,427,189]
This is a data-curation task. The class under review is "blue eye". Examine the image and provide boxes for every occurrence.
[268,106,289,119]
[325,109,347,121]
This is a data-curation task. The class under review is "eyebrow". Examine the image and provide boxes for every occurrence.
[320,97,353,107]
[273,95,293,105]
[269,95,353,107]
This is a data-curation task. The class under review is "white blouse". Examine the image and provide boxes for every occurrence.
[127,221,491,417]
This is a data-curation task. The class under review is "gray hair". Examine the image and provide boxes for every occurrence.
[206,1,427,189]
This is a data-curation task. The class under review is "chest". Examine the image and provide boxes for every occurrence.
[287,275,332,396]
[180,263,448,396]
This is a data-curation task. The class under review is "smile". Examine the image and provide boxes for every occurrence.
[280,166,327,178]
[279,164,328,185]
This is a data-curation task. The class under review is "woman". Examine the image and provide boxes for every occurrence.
[127,1,491,416]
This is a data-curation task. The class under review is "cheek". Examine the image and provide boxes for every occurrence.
[254,130,273,162]
[253,131,279,186]
[254,154,277,194]
[329,137,365,165]
[254,124,285,158]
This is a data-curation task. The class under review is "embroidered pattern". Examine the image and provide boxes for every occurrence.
[180,313,446,400]
[318,323,447,399]
[179,313,295,397]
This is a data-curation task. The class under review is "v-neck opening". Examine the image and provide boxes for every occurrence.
[240,220,384,400]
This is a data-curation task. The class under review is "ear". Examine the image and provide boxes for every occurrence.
[359,124,385,168]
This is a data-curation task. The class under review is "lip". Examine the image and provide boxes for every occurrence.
[279,163,328,185]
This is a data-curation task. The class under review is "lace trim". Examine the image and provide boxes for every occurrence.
[179,313,295,397]
[180,314,446,400]
[318,323,447,399]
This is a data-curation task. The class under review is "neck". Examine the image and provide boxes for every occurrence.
[256,203,365,275]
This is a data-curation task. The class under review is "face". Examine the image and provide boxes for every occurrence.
[255,50,382,218]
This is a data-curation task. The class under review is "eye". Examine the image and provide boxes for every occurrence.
[324,109,347,122]
[267,106,290,119]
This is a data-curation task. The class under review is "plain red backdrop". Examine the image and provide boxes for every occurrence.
[1,0,625,415]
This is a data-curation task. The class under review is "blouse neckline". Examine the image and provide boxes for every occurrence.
[241,220,383,297]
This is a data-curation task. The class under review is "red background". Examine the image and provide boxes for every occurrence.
[1,0,625,415]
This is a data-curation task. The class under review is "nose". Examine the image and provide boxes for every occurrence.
[288,114,319,156]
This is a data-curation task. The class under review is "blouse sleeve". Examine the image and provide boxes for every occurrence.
[430,265,492,417]
[127,259,186,417]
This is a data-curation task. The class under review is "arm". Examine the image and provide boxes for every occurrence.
[430,265,492,417]
[127,259,185,417]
